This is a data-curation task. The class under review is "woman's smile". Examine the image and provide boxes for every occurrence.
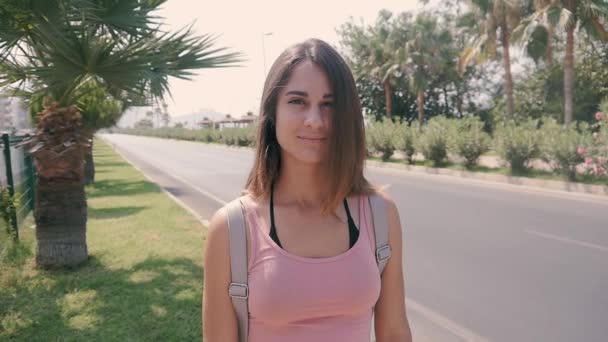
[297,136,327,144]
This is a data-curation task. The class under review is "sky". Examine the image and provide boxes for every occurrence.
[153,0,430,119]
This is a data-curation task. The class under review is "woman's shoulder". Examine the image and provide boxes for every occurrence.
[204,203,234,274]
[208,193,261,233]
[207,204,230,246]
[365,185,397,211]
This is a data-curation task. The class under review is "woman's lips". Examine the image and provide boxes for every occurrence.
[298,137,326,140]
[298,136,327,143]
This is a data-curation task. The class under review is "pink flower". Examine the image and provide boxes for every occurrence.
[595,167,606,176]
[577,147,586,155]
[598,157,607,165]
[596,112,604,121]
[585,157,594,165]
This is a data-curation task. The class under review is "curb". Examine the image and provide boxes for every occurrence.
[366,160,608,197]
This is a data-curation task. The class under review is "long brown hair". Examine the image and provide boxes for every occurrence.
[244,38,374,214]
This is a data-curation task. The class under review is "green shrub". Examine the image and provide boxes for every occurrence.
[600,98,608,114]
[215,127,254,147]
[582,111,608,179]
[197,128,220,143]
[539,118,592,181]
[493,119,541,173]
[395,121,418,164]
[219,128,236,145]
[451,116,491,168]
[366,120,400,161]
[241,126,256,147]
[0,187,18,239]
[417,116,454,166]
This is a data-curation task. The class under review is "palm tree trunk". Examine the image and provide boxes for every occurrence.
[564,23,575,125]
[84,138,95,185]
[500,25,515,119]
[35,181,88,268]
[33,147,88,268]
[384,80,392,119]
[545,27,554,69]
[442,86,450,117]
[417,90,425,131]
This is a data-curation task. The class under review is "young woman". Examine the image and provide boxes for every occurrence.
[203,38,412,342]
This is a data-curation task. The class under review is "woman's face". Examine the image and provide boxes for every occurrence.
[275,61,334,165]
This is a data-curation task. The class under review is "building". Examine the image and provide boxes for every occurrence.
[0,95,30,133]
[215,112,258,129]
[117,107,259,130]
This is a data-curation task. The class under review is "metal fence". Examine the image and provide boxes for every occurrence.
[1,132,36,240]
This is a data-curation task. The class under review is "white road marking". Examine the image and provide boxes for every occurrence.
[525,230,608,252]
[407,298,491,342]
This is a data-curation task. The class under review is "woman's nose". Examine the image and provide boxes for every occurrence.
[303,105,325,129]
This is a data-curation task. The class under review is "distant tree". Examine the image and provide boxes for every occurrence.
[513,0,608,125]
[459,0,525,119]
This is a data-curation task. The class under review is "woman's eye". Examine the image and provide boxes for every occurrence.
[288,99,305,105]
[322,102,334,108]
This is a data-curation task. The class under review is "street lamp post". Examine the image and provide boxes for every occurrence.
[261,32,273,77]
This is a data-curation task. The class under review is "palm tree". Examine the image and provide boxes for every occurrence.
[339,10,407,119]
[28,81,125,185]
[459,0,524,119]
[363,10,403,119]
[0,0,243,268]
[405,13,454,129]
[77,82,124,185]
[512,0,558,68]
[514,0,608,124]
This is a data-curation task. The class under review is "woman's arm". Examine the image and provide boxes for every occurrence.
[202,208,239,342]
[374,193,413,342]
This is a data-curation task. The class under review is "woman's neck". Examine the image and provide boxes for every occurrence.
[274,155,328,208]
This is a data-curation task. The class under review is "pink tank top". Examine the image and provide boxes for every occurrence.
[241,195,381,342]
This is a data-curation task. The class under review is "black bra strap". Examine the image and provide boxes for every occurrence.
[269,185,358,249]
[344,199,360,248]
[269,183,282,247]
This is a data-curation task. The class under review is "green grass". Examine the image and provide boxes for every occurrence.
[0,139,206,341]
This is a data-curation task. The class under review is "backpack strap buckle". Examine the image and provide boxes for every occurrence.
[229,283,249,299]
[376,244,392,263]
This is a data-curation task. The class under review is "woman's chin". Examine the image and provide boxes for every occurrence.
[289,152,326,165]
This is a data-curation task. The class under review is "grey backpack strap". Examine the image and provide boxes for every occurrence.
[226,199,249,342]
[369,194,392,274]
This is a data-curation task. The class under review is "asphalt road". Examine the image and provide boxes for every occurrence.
[100,133,608,342]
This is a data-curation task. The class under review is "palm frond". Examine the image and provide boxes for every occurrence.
[3,11,244,105]
[82,0,167,37]
[582,16,608,41]
[512,16,538,44]
[560,8,576,30]
[381,64,400,83]
[459,34,490,73]
[0,58,29,88]
[579,0,608,19]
